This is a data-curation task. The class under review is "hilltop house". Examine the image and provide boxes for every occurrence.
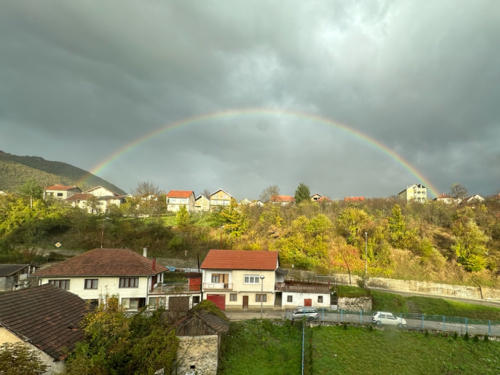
[33,248,168,310]
[433,193,459,204]
[0,264,32,291]
[0,284,87,374]
[271,195,295,205]
[65,192,125,214]
[166,190,196,212]
[194,195,211,212]
[44,185,82,200]
[398,184,427,203]
[209,189,233,211]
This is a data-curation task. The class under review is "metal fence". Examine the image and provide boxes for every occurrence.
[287,309,500,336]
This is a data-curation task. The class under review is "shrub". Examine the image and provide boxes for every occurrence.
[464,332,470,341]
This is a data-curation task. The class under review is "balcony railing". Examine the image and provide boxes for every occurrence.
[203,283,233,290]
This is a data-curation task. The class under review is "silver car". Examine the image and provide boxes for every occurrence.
[292,307,319,321]
[372,311,407,327]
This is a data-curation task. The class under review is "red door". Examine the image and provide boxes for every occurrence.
[207,294,226,310]
[304,299,312,307]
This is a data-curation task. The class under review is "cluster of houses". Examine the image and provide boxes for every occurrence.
[398,183,487,205]
[0,248,332,373]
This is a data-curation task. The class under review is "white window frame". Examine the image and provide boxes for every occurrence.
[244,274,260,284]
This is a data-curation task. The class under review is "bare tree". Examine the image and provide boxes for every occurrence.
[131,181,162,197]
[202,189,212,198]
[450,183,468,199]
[259,185,280,202]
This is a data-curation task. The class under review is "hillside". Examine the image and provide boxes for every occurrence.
[0,150,126,194]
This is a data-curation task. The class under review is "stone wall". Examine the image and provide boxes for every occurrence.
[337,297,372,312]
[175,335,218,375]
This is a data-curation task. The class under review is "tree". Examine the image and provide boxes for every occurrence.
[336,207,370,246]
[0,342,48,375]
[259,185,280,203]
[202,189,212,199]
[176,205,191,230]
[388,204,417,249]
[451,217,489,272]
[131,181,162,197]
[18,178,43,209]
[450,183,468,200]
[294,183,311,204]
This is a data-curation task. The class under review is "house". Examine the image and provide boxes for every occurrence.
[0,264,32,292]
[275,280,331,309]
[209,189,233,211]
[174,309,229,375]
[249,200,264,207]
[64,193,93,211]
[239,198,251,205]
[96,195,126,213]
[194,195,211,212]
[84,185,119,197]
[270,195,295,205]
[0,284,87,374]
[462,195,485,204]
[44,185,82,200]
[166,190,196,212]
[311,193,323,201]
[316,196,333,203]
[65,193,125,214]
[345,196,365,202]
[433,193,459,204]
[398,184,427,203]
[200,250,286,310]
[33,248,168,311]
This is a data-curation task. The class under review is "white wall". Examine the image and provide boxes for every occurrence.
[282,292,331,309]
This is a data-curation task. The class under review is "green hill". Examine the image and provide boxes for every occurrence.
[0,150,126,195]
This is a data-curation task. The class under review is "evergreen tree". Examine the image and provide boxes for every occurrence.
[294,183,311,204]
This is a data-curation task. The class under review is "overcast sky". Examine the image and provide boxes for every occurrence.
[1,0,499,199]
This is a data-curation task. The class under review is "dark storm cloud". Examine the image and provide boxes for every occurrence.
[1,0,499,198]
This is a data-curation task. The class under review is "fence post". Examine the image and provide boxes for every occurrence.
[421,315,424,330]
[340,309,343,323]
[322,308,324,321]
[360,311,362,324]
[488,320,491,336]
[465,318,468,334]
[443,316,445,332]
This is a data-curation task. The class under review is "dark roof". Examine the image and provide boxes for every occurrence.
[175,312,229,335]
[201,250,278,270]
[0,264,29,277]
[33,248,167,277]
[0,284,87,361]
[64,193,92,202]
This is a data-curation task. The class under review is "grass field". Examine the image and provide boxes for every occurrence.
[312,325,500,375]
[371,291,500,320]
[218,320,500,375]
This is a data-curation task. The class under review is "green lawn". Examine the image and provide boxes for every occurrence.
[312,325,500,375]
[219,320,303,375]
[371,291,500,320]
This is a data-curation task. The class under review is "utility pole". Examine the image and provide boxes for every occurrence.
[260,275,265,319]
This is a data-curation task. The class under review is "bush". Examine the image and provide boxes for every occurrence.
[464,332,470,341]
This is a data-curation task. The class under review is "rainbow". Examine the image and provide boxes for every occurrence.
[77,108,439,197]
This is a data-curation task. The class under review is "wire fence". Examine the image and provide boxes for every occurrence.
[286,309,500,336]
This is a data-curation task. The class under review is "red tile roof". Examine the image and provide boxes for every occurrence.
[167,190,194,198]
[45,184,79,191]
[33,248,167,277]
[344,197,365,202]
[317,196,333,202]
[201,250,278,270]
[0,284,87,361]
[271,195,295,202]
[65,193,93,201]
[436,193,452,199]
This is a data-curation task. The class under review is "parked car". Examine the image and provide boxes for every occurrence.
[292,307,319,321]
[372,311,406,327]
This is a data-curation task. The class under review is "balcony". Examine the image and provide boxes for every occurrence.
[203,282,233,290]
[275,282,330,293]
[150,282,201,294]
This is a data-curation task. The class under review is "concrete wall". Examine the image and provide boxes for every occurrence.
[175,336,218,375]
[337,297,372,312]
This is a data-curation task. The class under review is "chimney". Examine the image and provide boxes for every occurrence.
[143,247,148,258]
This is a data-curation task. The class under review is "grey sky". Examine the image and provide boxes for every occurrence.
[1,0,499,199]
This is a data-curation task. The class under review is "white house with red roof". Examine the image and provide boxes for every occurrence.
[166,190,196,212]
[44,184,82,200]
[201,250,287,310]
[271,195,295,205]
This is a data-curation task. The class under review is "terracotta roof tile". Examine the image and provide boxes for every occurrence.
[0,284,87,361]
[271,195,295,202]
[167,190,194,198]
[201,250,278,270]
[64,193,93,201]
[33,248,167,277]
[344,197,365,202]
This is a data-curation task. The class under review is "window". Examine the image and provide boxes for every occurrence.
[49,279,70,290]
[192,296,200,305]
[287,295,293,303]
[318,296,323,303]
[255,294,267,302]
[230,294,237,301]
[148,297,166,309]
[84,279,98,289]
[119,277,138,288]
[244,275,260,284]
[211,274,220,283]
[57,192,63,197]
